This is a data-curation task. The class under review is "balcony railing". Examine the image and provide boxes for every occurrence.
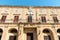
[0,19,60,24]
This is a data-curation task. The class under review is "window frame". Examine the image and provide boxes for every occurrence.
[41,16,46,23]
[1,16,6,22]
[44,35,51,40]
[53,16,59,23]
[14,16,19,23]
[28,15,32,23]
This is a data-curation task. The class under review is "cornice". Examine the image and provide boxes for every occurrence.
[0,5,60,8]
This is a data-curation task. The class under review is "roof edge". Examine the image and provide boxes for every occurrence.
[0,5,60,8]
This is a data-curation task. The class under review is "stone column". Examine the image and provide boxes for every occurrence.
[18,26,24,40]
[37,27,43,40]
[1,26,8,40]
[51,26,59,40]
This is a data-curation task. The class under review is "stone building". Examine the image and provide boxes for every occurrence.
[0,6,60,40]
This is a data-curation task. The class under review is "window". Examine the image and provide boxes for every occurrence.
[44,35,51,40]
[9,36,16,40]
[43,29,50,33]
[43,29,52,40]
[14,16,19,22]
[57,29,60,40]
[28,15,32,22]
[1,16,6,22]
[27,33,33,40]
[9,29,17,40]
[53,16,58,23]
[41,16,46,22]
[58,36,60,40]
[0,36,2,40]
[0,29,3,40]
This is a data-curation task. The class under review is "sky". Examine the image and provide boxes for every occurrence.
[0,0,60,6]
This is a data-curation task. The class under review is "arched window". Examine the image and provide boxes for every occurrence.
[43,29,53,40]
[28,15,32,22]
[43,29,50,33]
[0,29,3,40]
[57,29,60,40]
[57,29,60,33]
[9,29,17,40]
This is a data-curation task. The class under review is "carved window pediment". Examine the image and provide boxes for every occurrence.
[50,14,57,16]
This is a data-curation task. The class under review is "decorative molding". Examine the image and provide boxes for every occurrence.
[37,29,40,35]
[39,14,46,16]
[50,14,57,16]
[50,8,56,13]
[13,14,21,15]
[5,26,8,28]
[1,13,9,15]
[51,23,55,29]
[52,26,55,29]
[38,26,41,28]
[26,14,33,15]
[19,29,21,35]
[40,9,45,13]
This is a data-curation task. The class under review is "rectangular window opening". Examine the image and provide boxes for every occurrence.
[58,36,60,40]
[28,16,32,23]
[44,35,51,40]
[41,16,46,23]
[53,17,58,23]
[14,16,19,23]
[0,35,2,40]
[27,33,33,40]
[9,36,17,40]
[1,16,6,22]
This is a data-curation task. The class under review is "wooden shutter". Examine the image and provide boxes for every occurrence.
[28,16,32,22]
[1,16,6,22]
[14,16,19,22]
[41,16,46,22]
[53,17,58,23]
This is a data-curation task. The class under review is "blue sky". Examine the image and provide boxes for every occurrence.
[0,0,60,6]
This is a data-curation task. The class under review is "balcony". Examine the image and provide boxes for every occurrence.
[0,19,59,25]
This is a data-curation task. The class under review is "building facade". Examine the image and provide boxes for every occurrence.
[0,6,60,40]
